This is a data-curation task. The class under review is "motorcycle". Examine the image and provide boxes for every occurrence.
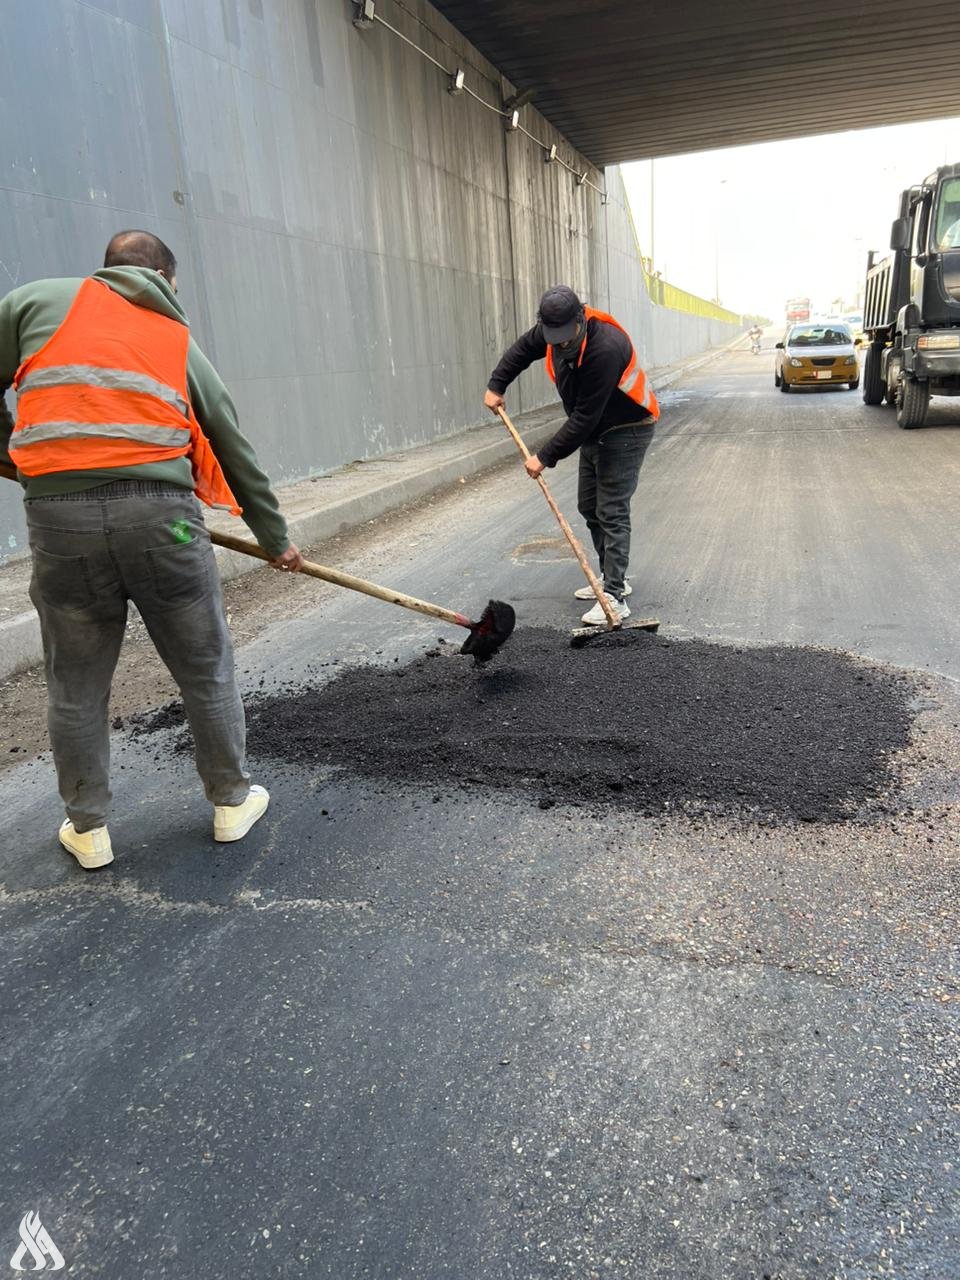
[749,333,762,355]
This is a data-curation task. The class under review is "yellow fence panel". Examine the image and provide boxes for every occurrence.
[619,186,742,325]
[642,266,742,324]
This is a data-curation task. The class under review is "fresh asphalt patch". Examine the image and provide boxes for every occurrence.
[131,628,915,824]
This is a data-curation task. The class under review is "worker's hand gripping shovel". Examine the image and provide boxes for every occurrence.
[495,405,622,629]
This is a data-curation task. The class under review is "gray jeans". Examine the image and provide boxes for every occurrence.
[26,481,249,832]
[577,424,654,598]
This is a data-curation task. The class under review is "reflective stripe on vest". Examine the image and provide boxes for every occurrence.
[10,278,240,514]
[11,422,193,449]
[544,306,660,421]
[18,364,190,417]
[618,362,646,397]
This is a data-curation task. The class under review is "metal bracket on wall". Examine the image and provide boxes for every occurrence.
[353,0,375,29]
[349,1,606,202]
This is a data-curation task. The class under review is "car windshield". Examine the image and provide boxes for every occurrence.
[788,325,851,346]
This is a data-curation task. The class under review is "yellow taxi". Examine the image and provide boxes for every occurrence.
[775,322,861,392]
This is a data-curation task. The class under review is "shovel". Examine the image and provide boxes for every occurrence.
[211,530,514,662]
[0,461,515,664]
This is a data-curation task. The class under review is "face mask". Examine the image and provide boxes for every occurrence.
[555,318,585,362]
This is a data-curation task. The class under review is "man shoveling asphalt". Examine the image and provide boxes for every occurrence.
[484,286,659,624]
[0,230,302,870]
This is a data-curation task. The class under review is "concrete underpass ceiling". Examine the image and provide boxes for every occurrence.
[431,0,960,166]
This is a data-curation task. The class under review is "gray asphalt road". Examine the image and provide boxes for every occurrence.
[2,347,959,1279]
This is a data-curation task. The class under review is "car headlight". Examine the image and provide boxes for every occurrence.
[843,355,857,365]
[917,333,960,349]
[790,358,803,368]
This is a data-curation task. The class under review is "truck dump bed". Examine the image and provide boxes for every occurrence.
[863,251,903,336]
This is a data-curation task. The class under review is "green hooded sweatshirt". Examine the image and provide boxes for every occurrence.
[0,267,289,557]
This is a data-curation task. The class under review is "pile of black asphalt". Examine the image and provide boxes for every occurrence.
[215,628,914,824]
[130,628,915,822]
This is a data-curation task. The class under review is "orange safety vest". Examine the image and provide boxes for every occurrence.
[544,306,660,421]
[10,277,241,514]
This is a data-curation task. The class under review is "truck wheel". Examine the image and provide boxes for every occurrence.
[779,379,790,393]
[862,345,884,405]
[896,376,930,429]
[774,369,781,387]
[884,356,901,405]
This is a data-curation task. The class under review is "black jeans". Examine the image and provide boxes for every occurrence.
[576,424,654,599]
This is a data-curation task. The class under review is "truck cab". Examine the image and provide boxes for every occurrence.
[862,164,960,427]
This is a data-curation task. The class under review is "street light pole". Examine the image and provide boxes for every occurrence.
[714,178,727,304]
[650,159,655,269]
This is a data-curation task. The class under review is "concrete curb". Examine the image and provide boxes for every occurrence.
[0,611,42,682]
[0,341,742,680]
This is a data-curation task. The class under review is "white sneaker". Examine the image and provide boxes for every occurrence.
[214,784,270,842]
[574,580,632,600]
[580,594,631,626]
[59,819,114,870]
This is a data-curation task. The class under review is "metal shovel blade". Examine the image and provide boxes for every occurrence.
[460,600,516,664]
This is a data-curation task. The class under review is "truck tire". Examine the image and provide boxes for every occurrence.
[884,354,901,406]
[862,344,884,405]
[896,376,930,429]
[779,379,790,393]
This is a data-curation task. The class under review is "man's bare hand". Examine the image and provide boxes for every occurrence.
[524,456,545,479]
[484,389,505,415]
[271,543,304,572]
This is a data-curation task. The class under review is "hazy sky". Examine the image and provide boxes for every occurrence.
[621,117,960,322]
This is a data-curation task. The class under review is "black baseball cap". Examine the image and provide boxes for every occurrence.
[537,285,584,344]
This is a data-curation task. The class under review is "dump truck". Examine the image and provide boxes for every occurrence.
[785,297,811,323]
[862,163,960,428]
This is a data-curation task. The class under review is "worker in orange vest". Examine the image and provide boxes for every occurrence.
[485,286,659,625]
[0,230,302,870]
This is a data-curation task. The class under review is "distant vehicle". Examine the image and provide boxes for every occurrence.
[843,312,865,341]
[862,163,960,427]
[786,296,811,322]
[775,322,861,392]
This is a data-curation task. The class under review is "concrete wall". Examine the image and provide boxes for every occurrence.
[0,0,739,559]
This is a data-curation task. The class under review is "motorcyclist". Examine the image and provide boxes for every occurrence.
[748,324,763,354]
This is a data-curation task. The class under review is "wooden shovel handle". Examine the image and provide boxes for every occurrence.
[496,406,620,629]
[208,530,471,629]
[0,463,470,630]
